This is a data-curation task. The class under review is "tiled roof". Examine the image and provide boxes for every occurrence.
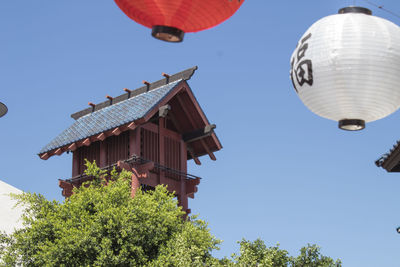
[39,80,182,154]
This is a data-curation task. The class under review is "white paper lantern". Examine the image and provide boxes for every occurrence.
[290,6,400,130]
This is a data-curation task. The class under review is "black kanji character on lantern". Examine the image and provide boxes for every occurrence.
[291,33,313,92]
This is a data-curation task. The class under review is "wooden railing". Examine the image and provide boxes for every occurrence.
[61,155,200,185]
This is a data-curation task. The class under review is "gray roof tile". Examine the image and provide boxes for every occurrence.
[39,80,182,154]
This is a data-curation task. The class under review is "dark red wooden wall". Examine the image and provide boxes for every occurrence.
[74,125,183,177]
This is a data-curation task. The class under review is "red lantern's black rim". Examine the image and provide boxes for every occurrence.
[151,25,185,43]
[338,119,365,131]
[338,6,372,15]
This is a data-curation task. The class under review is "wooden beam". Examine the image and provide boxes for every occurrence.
[176,94,199,129]
[129,127,140,157]
[201,139,216,161]
[193,156,201,165]
[177,94,216,161]
[179,139,188,213]
[95,133,106,141]
[54,148,63,156]
[159,117,166,185]
[127,122,136,130]
[117,161,131,172]
[72,151,79,177]
[82,138,91,146]
[68,143,77,151]
[141,83,184,123]
[112,127,121,136]
[169,110,201,165]
[183,124,216,143]
[40,152,49,160]
[99,141,107,168]
[180,86,223,151]
[187,147,201,165]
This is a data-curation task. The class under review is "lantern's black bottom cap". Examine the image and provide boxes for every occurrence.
[338,119,365,131]
[152,26,184,42]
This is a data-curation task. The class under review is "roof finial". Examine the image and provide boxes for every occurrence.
[88,102,96,112]
[123,88,132,98]
[143,80,150,91]
[106,95,113,105]
[162,72,170,84]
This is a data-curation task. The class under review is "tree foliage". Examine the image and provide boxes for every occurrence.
[227,239,342,267]
[0,162,219,266]
[0,161,341,266]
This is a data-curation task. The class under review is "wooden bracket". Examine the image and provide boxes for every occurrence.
[59,179,74,197]
[186,178,200,198]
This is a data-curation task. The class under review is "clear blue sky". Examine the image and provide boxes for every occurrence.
[1,1,400,265]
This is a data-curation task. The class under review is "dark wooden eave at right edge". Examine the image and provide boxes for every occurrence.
[375,140,400,172]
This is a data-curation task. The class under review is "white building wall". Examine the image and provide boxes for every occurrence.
[0,180,23,235]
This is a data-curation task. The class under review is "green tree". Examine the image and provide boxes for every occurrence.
[291,244,341,267]
[0,161,342,267]
[0,161,220,266]
[228,239,341,267]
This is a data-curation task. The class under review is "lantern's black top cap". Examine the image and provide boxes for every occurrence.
[339,6,372,15]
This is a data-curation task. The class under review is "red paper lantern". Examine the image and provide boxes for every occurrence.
[114,0,244,42]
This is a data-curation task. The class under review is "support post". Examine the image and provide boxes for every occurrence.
[129,128,141,157]
[99,141,107,168]
[72,151,79,177]
[179,140,188,214]
[117,161,154,198]
[159,117,166,185]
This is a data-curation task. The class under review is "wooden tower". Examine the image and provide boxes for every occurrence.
[38,67,222,214]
